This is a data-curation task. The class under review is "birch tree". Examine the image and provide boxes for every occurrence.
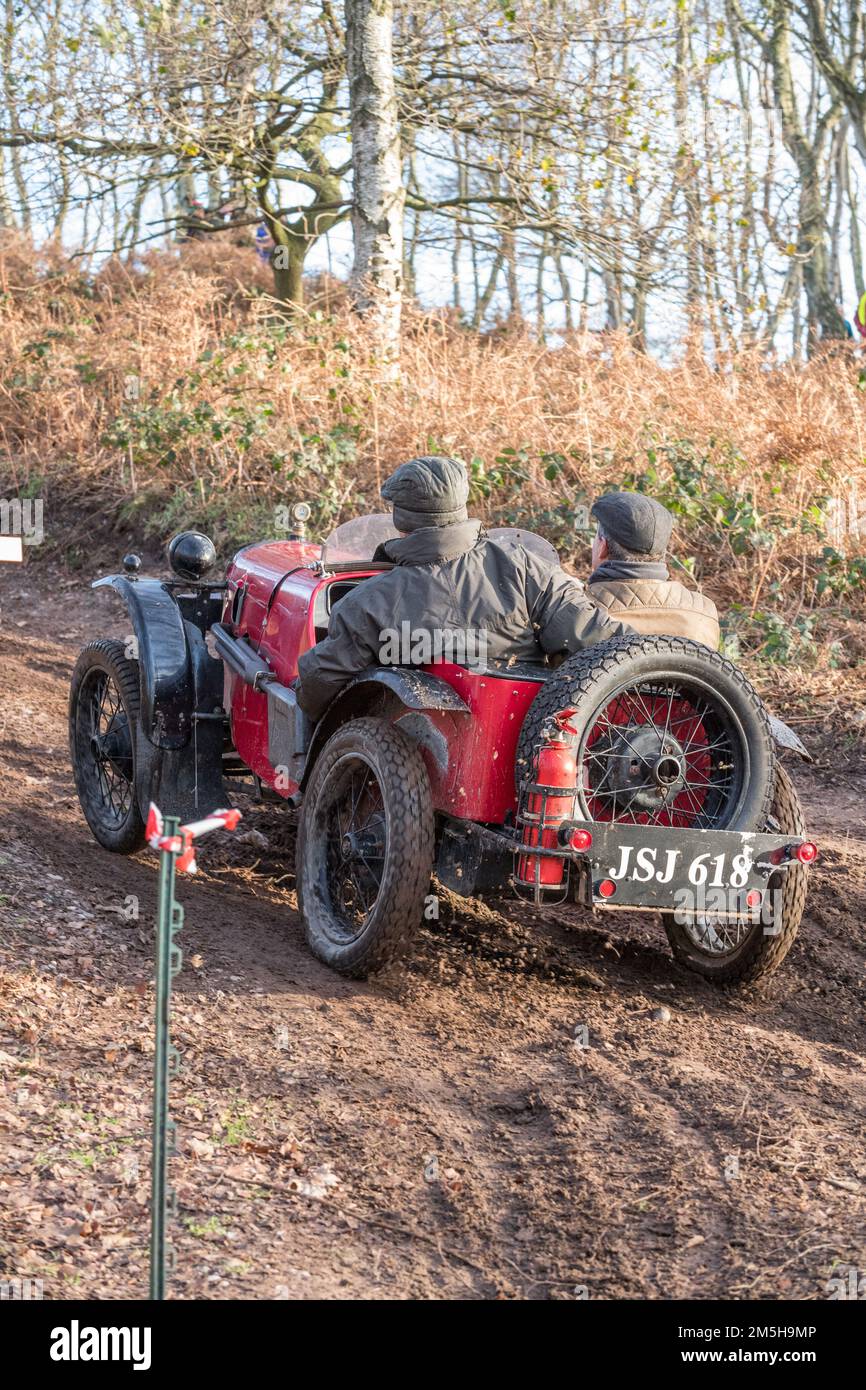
[345,0,405,371]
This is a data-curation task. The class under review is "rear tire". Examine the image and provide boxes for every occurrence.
[664,762,807,985]
[69,638,146,854]
[515,635,797,986]
[516,634,775,831]
[297,717,434,977]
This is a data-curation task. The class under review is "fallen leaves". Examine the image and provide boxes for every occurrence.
[186,1136,216,1161]
[285,1162,339,1200]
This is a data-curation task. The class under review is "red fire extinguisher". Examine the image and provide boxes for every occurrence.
[517,709,579,888]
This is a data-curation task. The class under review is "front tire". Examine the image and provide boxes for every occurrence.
[297,717,434,977]
[69,638,146,854]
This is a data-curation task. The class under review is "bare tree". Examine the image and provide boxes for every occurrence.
[730,0,848,347]
[804,0,866,167]
[0,0,352,307]
[346,0,405,369]
[0,0,863,353]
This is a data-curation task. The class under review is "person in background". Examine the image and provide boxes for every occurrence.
[254,222,274,263]
[587,491,720,649]
[178,198,207,241]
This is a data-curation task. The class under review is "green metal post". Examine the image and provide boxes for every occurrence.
[150,815,182,1301]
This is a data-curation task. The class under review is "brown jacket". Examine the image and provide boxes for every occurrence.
[588,573,720,649]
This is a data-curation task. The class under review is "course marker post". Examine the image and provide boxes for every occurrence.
[146,802,241,1299]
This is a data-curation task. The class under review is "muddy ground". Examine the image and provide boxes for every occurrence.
[1,559,865,1301]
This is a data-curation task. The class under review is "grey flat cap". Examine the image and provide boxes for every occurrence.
[591,491,673,555]
[381,455,469,531]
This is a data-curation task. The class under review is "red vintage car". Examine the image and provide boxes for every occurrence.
[69,512,816,986]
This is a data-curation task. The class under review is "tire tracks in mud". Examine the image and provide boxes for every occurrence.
[2,563,866,1300]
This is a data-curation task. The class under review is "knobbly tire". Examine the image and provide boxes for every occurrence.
[664,762,807,985]
[69,638,146,854]
[516,634,784,986]
[297,717,434,977]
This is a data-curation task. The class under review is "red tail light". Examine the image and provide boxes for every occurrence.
[745,889,763,909]
[597,878,617,899]
[795,841,818,864]
[569,828,593,852]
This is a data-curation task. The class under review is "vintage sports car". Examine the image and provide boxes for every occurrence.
[69,512,816,985]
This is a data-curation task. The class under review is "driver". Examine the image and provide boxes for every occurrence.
[295,455,631,721]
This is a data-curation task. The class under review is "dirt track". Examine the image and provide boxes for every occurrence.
[1,561,865,1301]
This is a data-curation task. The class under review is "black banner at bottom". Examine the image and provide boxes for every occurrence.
[4,1295,860,1377]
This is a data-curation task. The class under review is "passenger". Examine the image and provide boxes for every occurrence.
[587,492,720,649]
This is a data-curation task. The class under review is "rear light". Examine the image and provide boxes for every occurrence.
[597,878,617,899]
[569,828,593,852]
[795,841,818,864]
[745,889,763,909]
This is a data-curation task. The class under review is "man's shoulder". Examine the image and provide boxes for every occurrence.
[670,581,718,618]
[588,575,717,617]
[653,579,719,619]
[481,537,574,584]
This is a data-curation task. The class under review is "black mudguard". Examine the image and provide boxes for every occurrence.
[93,575,193,747]
[300,667,469,788]
[93,575,227,820]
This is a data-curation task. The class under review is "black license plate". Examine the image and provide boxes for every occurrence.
[569,821,795,912]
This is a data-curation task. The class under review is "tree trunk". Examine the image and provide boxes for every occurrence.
[554,247,574,334]
[272,245,305,308]
[3,0,30,230]
[472,249,503,330]
[844,142,864,293]
[535,233,548,341]
[504,229,521,324]
[768,0,846,350]
[266,217,307,309]
[345,0,405,376]
[675,1,703,343]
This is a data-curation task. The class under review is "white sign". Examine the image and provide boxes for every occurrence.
[0,536,23,562]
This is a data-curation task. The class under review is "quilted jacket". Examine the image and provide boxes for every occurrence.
[587,573,720,650]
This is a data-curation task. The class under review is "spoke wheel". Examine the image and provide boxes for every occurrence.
[298,717,434,977]
[70,639,146,854]
[680,912,753,956]
[576,674,745,830]
[516,635,775,835]
[323,756,388,941]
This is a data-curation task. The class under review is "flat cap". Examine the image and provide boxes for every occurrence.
[381,455,469,531]
[591,491,673,555]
